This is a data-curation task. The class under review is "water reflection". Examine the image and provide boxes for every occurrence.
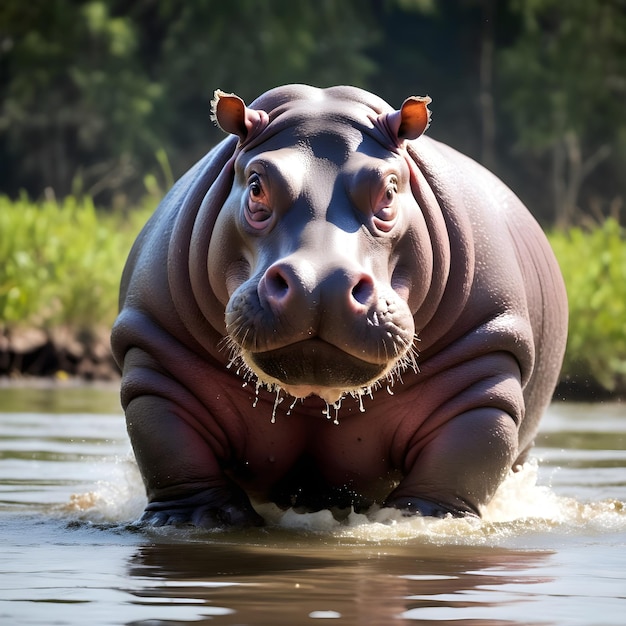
[0,381,121,414]
[125,538,553,624]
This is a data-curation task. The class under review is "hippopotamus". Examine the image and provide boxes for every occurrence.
[111,84,567,527]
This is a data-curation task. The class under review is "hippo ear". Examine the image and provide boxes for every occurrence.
[210,89,269,142]
[380,96,432,143]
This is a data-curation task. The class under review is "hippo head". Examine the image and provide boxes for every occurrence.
[205,86,434,406]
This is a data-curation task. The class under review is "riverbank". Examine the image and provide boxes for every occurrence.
[0,326,117,381]
[0,195,149,382]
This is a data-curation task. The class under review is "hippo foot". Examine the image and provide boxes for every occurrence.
[138,489,265,529]
[384,496,480,519]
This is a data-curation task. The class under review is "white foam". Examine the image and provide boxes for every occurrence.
[256,459,626,544]
[68,457,625,542]
[65,455,146,524]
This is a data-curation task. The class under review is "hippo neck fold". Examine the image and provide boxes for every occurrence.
[405,141,476,351]
[167,138,238,358]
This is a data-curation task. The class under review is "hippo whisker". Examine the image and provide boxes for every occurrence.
[218,335,243,369]
[382,337,420,389]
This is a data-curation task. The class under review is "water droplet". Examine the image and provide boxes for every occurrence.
[252,384,261,408]
[286,397,298,415]
[357,394,365,413]
[323,402,331,420]
[331,398,342,425]
[271,388,283,424]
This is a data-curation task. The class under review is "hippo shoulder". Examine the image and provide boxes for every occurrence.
[112,136,239,366]
[407,137,547,382]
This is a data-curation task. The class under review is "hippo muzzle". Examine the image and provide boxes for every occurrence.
[224,247,417,403]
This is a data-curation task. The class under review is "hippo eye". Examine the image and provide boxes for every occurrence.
[373,175,399,232]
[245,173,272,230]
[248,173,263,197]
[385,179,397,201]
[249,174,265,197]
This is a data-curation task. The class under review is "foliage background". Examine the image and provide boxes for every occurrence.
[2,0,625,225]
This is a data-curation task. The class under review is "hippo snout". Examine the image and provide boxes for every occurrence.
[224,256,416,400]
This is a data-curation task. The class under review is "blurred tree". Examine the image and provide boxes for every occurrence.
[0,0,378,204]
[498,0,626,226]
[135,0,378,176]
[0,0,161,205]
[0,0,624,225]
[368,0,500,163]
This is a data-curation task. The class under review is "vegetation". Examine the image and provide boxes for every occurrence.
[0,195,151,333]
[1,2,624,390]
[548,219,626,392]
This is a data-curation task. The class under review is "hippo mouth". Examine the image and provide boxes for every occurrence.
[248,338,387,392]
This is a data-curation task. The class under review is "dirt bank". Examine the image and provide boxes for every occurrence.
[0,327,119,381]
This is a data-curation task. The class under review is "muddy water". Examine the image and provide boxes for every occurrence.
[0,384,625,625]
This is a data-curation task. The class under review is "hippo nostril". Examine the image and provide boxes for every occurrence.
[264,266,290,301]
[351,276,375,306]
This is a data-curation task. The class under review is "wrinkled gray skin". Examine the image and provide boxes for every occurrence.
[111,85,567,527]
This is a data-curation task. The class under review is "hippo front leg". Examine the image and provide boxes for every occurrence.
[385,406,519,519]
[125,394,263,529]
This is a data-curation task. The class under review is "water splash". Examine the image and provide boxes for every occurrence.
[66,456,626,544]
[255,459,626,544]
[64,455,146,524]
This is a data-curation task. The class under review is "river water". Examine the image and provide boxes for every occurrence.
[0,384,624,625]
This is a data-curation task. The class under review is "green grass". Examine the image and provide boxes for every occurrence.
[548,218,626,391]
[1,195,625,392]
[0,194,152,335]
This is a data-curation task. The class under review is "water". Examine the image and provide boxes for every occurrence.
[0,384,625,625]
